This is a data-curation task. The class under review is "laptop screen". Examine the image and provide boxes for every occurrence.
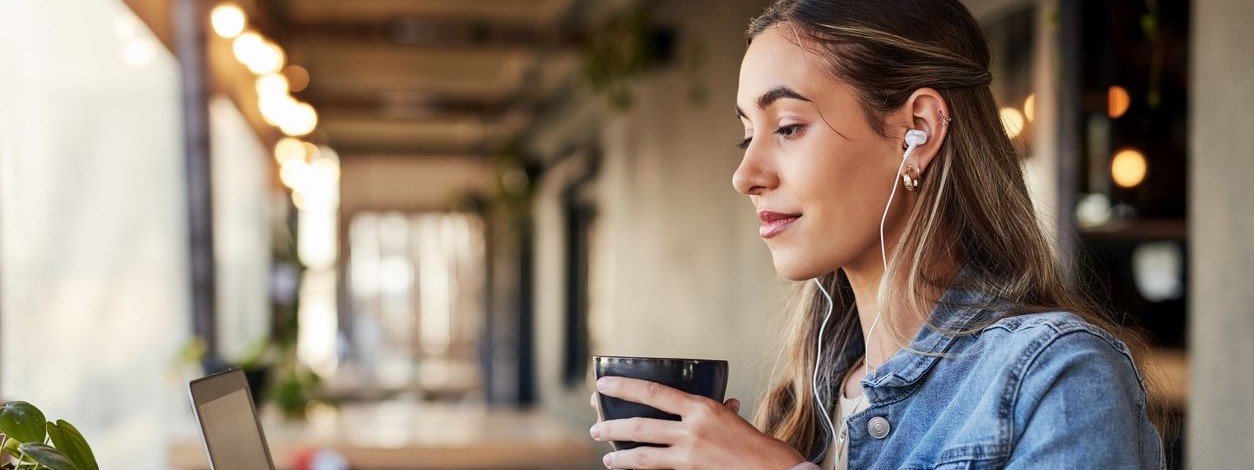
[190,369,275,470]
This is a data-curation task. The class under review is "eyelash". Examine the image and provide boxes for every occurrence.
[737,124,805,150]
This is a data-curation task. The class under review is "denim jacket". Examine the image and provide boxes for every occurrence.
[789,286,1164,469]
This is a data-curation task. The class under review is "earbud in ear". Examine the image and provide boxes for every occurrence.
[904,129,928,147]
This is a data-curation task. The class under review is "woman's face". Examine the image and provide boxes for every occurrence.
[733,26,910,281]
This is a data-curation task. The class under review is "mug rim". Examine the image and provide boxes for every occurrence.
[593,354,728,365]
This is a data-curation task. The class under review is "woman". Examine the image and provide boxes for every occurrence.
[588,0,1167,468]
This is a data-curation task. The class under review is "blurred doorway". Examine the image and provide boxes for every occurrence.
[339,211,487,401]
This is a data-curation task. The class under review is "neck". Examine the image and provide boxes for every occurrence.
[843,261,909,371]
[842,250,956,372]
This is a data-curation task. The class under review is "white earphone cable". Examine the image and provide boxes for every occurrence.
[866,141,918,376]
[811,134,922,460]
[812,277,838,456]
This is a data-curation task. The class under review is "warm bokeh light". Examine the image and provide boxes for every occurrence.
[302,142,321,162]
[318,145,339,165]
[999,107,1026,139]
[291,190,307,210]
[280,144,340,212]
[258,94,297,126]
[279,101,318,137]
[274,137,305,166]
[311,156,341,183]
[232,31,264,68]
[254,40,287,75]
[255,73,289,100]
[1024,94,1036,122]
[233,32,286,75]
[210,3,247,39]
[1111,148,1148,188]
[279,158,309,190]
[297,161,340,209]
[239,39,285,75]
[284,64,311,93]
[1108,85,1131,119]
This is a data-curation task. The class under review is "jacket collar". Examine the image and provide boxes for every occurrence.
[860,272,996,404]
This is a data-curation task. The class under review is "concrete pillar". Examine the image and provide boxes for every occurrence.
[1187,0,1254,466]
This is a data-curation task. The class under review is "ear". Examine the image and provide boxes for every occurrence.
[899,88,950,176]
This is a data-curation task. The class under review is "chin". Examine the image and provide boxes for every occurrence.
[770,255,831,281]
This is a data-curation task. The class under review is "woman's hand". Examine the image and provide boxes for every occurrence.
[588,376,806,470]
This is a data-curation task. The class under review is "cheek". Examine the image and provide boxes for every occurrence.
[795,145,879,215]
[797,144,895,240]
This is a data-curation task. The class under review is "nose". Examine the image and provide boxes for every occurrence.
[732,143,775,196]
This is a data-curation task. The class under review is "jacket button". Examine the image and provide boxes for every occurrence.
[867,416,891,439]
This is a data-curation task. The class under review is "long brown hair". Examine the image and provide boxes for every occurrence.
[745,0,1168,460]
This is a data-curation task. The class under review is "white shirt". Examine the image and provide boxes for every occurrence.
[819,389,870,470]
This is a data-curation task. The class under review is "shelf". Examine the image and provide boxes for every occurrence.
[1078,219,1188,241]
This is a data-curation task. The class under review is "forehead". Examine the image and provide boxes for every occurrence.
[737,26,823,108]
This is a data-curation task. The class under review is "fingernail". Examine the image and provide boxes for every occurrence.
[589,424,601,439]
[602,453,613,468]
[596,377,609,391]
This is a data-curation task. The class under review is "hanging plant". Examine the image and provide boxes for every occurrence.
[581,2,675,111]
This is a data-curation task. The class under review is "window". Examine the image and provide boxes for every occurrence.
[344,211,486,399]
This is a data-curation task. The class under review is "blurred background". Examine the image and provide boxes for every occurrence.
[0,0,1249,468]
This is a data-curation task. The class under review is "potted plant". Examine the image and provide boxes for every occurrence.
[0,401,98,470]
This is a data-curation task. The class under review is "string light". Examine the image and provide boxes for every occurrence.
[232,31,264,67]
[285,65,311,92]
[258,94,297,126]
[256,73,289,100]
[274,137,305,166]
[1111,148,1148,188]
[999,107,1026,139]
[1108,85,1131,119]
[210,3,247,39]
[279,102,318,137]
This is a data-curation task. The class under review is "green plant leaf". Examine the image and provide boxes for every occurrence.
[0,402,47,444]
[17,443,78,470]
[46,421,98,470]
[3,436,22,456]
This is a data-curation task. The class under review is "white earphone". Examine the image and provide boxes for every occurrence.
[904,129,928,148]
[811,128,927,460]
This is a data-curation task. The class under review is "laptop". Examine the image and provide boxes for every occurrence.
[189,368,277,470]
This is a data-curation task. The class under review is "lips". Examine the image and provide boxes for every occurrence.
[758,210,801,239]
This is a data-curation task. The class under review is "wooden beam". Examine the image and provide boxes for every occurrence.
[305,93,510,122]
[286,18,549,49]
[285,0,575,27]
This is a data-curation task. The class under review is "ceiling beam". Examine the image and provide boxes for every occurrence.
[304,92,511,121]
[331,143,495,158]
[287,40,536,102]
[284,0,576,27]
[285,18,556,49]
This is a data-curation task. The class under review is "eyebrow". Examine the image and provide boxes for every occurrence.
[735,86,813,118]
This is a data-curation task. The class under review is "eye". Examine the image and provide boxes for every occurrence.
[775,124,804,139]
[737,137,752,150]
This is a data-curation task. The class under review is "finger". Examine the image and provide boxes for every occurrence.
[591,417,679,445]
[724,398,741,414]
[603,446,673,470]
[590,391,599,411]
[595,377,693,416]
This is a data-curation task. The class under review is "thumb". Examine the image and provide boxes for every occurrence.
[724,398,742,415]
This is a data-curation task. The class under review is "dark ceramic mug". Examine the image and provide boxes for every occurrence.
[593,355,729,451]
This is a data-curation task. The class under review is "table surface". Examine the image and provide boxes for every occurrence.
[169,401,602,470]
